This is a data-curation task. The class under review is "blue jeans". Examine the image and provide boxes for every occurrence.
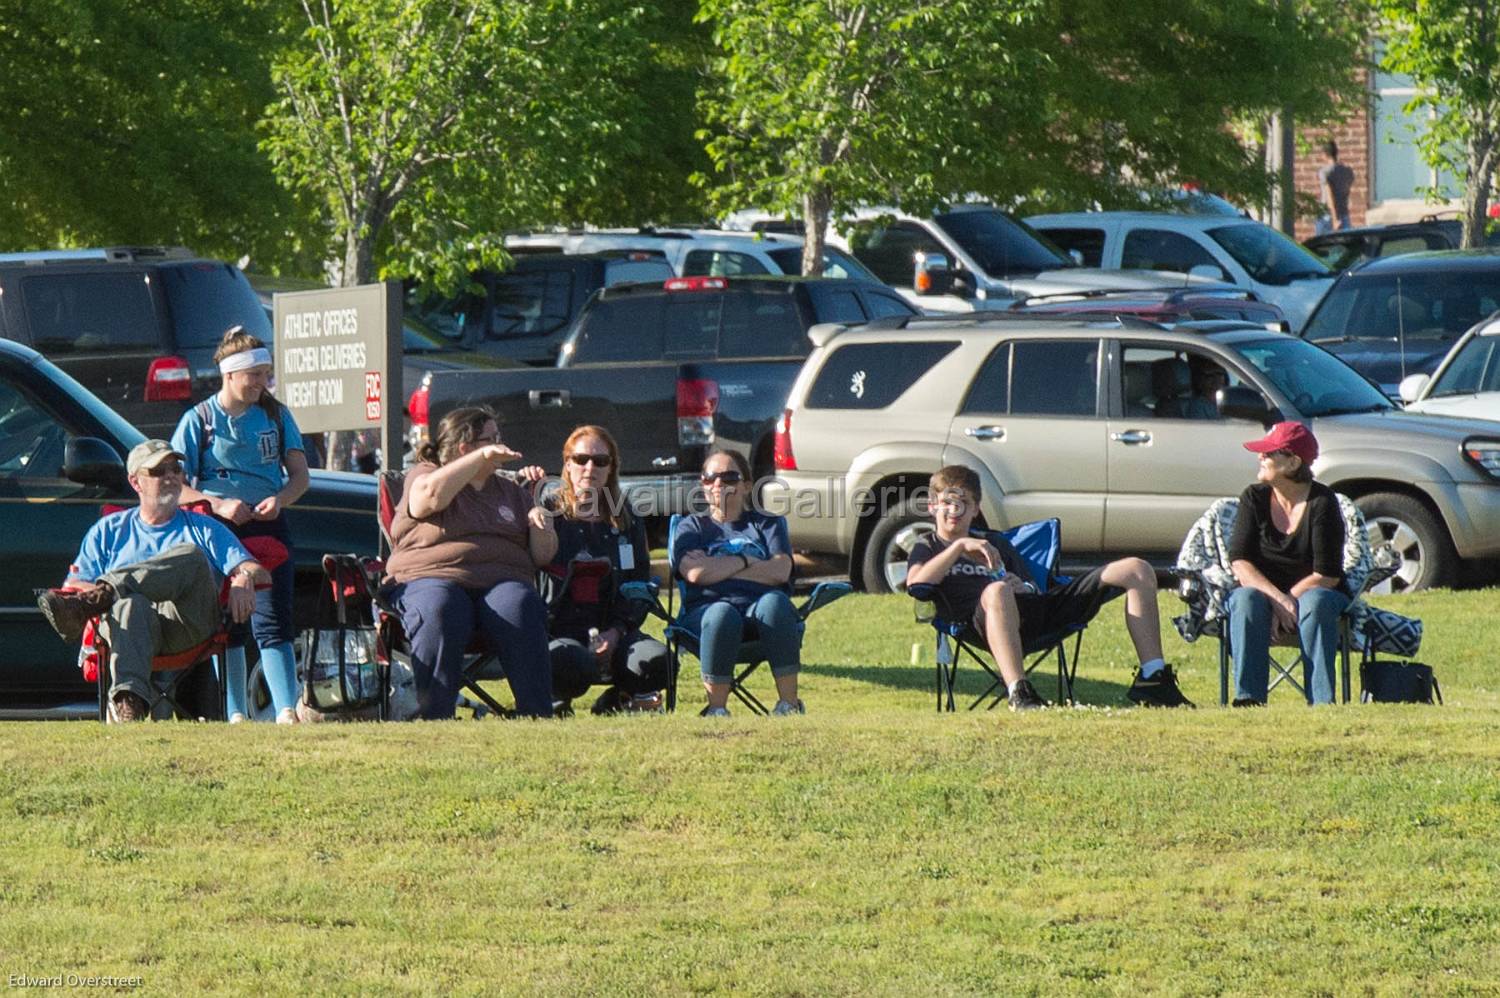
[391,577,552,719]
[679,591,801,683]
[1228,586,1351,705]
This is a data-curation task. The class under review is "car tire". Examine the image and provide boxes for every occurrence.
[860,499,935,594]
[1356,492,1457,592]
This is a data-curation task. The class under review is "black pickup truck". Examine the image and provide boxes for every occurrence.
[408,275,915,514]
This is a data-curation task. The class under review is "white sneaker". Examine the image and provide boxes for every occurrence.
[228,712,247,724]
[771,699,806,716]
[703,705,730,718]
[275,707,298,725]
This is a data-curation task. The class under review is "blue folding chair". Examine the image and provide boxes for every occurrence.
[908,518,1086,711]
[623,513,851,714]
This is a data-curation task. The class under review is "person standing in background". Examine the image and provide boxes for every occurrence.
[1316,140,1355,234]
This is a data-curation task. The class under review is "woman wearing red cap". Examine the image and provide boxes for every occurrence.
[1227,421,1349,705]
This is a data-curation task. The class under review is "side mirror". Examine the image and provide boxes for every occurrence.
[1188,263,1228,283]
[1398,372,1430,404]
[912,251,954,296]
[64,437,128,491]
[1217,386,1281,427]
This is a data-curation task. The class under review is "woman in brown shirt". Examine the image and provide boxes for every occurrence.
[386,406,557,718]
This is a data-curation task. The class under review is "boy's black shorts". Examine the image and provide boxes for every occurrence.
[969,566,1123,648]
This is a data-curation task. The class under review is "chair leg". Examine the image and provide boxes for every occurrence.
[935,651,958,713]
[1340,617,1352,704]
[961,643,1005,711]
[730,662,769,716]
[665,636,680,714]
[1219,633,1229,706]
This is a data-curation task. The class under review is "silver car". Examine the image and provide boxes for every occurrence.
[770,315,1500,593]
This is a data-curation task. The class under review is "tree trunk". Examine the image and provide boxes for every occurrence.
[1461,130,1498,249]
[342,225,376,288]
[801,188,832,276]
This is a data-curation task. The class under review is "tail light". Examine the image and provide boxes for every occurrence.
[676,377,719,446]
[773,408,797,471]
[406,382,431,451]
[664,276,728,292]
[145,356,192,402]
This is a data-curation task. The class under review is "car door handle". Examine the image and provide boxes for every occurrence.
[652,456,677,469]
[964,425,1006,441]
[1110,429,1152,444]
[528,389,570,409]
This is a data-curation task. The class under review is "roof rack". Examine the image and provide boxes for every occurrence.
[0,245,197,266]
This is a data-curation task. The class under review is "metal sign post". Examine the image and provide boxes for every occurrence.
[271,281,403,472]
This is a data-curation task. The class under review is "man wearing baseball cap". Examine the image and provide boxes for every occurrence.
[35,439,268,721]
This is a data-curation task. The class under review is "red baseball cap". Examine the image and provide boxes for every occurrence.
[1243,421,1318,466]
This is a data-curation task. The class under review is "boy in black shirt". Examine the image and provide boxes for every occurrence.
[906,465,1192,709]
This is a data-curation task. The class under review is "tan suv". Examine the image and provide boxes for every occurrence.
[767,314,1500,593]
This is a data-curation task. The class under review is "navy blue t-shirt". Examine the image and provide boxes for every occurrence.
[671,510,792,610]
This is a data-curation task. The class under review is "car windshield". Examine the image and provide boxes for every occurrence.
[1232,335,1395,417]
[161,263,273,349]
[1302,269,1500,344]
[1428,332,1500,397]
[932,209,1070,277]
[766,246,882,283]
[1207,224,1332,285]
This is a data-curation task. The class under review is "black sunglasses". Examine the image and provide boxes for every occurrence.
[143,461,183,478]
[568,453,612,468]
[701,470,744,485]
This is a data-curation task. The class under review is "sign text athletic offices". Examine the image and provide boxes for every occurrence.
[278,306,373,414]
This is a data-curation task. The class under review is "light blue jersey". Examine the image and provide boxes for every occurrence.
[69,508,253,585]
[172,398,304,506]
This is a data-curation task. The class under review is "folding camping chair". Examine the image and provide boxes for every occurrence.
[371,470,511,718]
[625,513,850,715]
[907,517,1087,711]
[1171,493,1423,705]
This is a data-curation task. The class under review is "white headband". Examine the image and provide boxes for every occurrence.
[219,347,273,375]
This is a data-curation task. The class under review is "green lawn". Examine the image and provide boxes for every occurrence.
[3,589,1498,995]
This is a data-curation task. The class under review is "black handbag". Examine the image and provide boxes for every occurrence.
[1360,660,1442,704]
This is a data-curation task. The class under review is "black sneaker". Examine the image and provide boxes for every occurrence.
[1127,665,1195,708]
[589,687,627,716]
[1231,697,1266,708]
[1008,679,1047,712]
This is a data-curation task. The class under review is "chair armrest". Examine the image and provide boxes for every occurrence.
[796,581,851,621]
[618,580,668,622]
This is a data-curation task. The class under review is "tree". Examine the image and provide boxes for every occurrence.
[696,0,1053,273]
[0,0,318,271]
[1379,0,1500,247]
[261,0,666,289]
[695,0,1369,271]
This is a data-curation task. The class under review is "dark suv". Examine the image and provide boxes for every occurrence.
[0,246,271,438]
[1304,216,1500,271]
[407,252,674,366]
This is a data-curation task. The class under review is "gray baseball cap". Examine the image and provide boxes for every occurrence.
[126,439,186,477]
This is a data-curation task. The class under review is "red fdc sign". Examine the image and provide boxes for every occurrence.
[364,371,382,421]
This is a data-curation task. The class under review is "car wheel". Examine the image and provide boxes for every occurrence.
[860,499,935,593]
[1356,492,1456,592]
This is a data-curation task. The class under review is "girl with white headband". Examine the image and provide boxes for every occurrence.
[172,325,310,723]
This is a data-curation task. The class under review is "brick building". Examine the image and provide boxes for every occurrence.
[1291,66,1465,240]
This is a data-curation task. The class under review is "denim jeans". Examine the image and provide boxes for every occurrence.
[679,591,801,683]
[1228,586,1351,705]
[391,577,552,719]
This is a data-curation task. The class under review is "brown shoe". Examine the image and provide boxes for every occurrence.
[110,690,149,723]
[35,585,116,644]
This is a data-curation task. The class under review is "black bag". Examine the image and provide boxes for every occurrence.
[1360,660,1442,704]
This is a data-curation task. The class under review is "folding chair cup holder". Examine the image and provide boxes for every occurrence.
[1172,494,1426,706]
[624,514,851,716]
[909,518,1085,712]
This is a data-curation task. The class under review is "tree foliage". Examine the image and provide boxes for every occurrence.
[261,0,680,289]
[1379,0,1500,247]
[696,0,1369,271]
[0,0,318,270]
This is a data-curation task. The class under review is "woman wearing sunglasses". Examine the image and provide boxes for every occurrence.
[1227,421,1349,706]
[172,326,309,723]
[670,450,802,716]
[541,425,668,714]
[385,406,557,719]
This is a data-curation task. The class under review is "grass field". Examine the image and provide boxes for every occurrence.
[2,589,1498,995]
